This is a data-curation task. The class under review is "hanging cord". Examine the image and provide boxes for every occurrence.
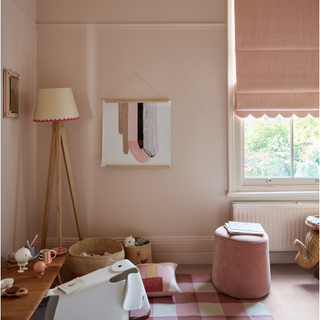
[1,264,18,270]
[135,73,167,101]
[107,73,168,102]
[108,73,138,102]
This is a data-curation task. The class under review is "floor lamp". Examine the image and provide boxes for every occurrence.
[33,88,83,249]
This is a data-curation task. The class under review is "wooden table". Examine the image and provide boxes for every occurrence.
[1,254,67,320]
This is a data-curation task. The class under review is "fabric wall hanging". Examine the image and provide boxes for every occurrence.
[101,100,171,167]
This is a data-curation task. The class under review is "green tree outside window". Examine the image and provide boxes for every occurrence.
[244,115,319,178]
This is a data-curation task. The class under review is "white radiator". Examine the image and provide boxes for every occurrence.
[232,202,319,251]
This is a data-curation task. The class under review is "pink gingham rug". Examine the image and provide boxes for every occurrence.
[130,273,274,320]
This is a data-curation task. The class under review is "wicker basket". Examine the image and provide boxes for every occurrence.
[294,230,319,269]
[68,237,124,277]
[124,237,152,265]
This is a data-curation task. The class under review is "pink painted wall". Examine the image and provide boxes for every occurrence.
[35,1,230,263]
[36,0,226,24]
[11,0,37,21]
[1,0,231,264]
[1,0,37,262]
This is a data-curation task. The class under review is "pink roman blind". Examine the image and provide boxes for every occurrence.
[234,0,319,118]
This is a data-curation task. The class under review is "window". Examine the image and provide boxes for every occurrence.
[244,115,319,183]
[229,115,319,197]
[227,0,319,199]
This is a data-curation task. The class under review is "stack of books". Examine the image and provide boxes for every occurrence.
[224,221,266,235]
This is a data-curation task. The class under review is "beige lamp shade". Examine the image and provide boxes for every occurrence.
[33,88,80,122]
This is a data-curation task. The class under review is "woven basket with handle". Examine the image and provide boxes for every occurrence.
[68,237,124,277]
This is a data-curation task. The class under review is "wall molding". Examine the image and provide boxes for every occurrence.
[4,0,37,28]
[38,235,296,265]
[4,0,226,32]
[37,23,226,31]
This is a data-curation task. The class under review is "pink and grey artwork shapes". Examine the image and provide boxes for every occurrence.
[102,101,171,167]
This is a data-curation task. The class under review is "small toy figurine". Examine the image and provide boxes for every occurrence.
[135,238,149,246]
[15,247,32,273]
[1,286,28,297]
[34,261,47,278]
[123,236,135,247]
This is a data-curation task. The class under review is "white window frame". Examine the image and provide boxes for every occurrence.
[226,0,319,201]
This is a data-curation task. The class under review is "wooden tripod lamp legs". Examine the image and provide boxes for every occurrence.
[41,122,83,249]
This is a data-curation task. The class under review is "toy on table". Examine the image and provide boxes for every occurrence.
[1,278,14,290]
[1,286,28,297]
[15,247,32,273]
[34,261,47,278]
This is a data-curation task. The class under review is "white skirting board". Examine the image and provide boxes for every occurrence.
[37,235,300,265]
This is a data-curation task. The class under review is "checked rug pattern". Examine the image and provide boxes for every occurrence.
[130,273,274,320]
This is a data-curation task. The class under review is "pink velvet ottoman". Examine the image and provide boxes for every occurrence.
[212,226,271,299]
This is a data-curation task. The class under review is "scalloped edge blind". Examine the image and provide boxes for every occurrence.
[234,0,319,118]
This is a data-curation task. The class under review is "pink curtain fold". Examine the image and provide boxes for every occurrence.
[234,0,319,118]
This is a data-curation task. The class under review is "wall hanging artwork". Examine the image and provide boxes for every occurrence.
[102,100,171,167]
[3,68,20,118]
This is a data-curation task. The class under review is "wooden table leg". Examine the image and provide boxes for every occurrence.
[56,273,62,285]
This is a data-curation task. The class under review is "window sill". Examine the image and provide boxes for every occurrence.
[227,190,319,201]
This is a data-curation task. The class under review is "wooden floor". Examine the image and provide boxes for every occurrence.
[57,262,319,320]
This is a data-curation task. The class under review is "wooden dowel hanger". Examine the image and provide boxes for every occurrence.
[103,100,169,103]
[105,164,170,168]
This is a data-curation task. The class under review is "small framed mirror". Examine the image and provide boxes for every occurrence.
[3,68,20,118]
